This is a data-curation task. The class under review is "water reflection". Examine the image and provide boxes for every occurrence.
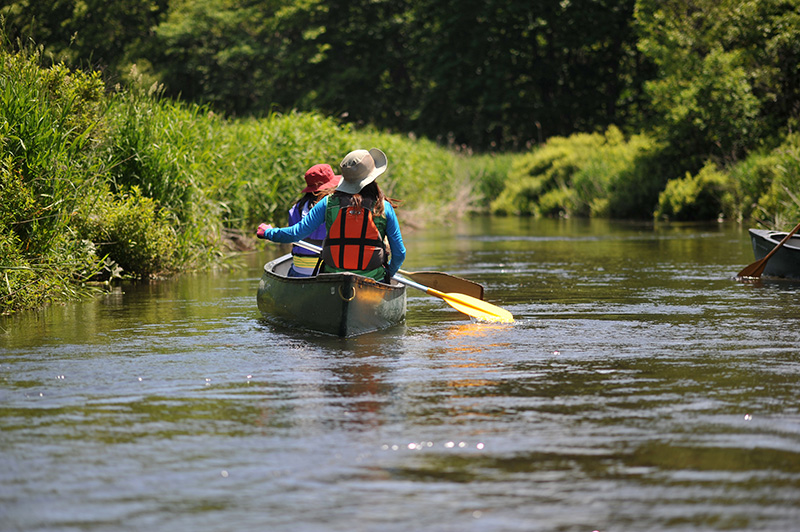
[3,220,800,531]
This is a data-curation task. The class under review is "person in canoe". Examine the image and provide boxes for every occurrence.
[285,164,342,277]
[257,148,406,283]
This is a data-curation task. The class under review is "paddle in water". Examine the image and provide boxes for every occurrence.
[392,275,514,324]
[737,221,800,278]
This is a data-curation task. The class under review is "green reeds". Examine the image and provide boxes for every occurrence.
[1,43,108,313]
[1,37,484,314]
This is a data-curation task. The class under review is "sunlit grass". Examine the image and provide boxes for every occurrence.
[0,41,487,313]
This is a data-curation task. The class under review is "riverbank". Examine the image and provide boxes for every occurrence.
[1,45,496,314]
[2,43,798,315]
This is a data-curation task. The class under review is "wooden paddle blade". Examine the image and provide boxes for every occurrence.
[737,258,768,278]
[438,291,515,324]
[400,270,485,300]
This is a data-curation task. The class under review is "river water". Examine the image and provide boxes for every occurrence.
[2,218,799,532]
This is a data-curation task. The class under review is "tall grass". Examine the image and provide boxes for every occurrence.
[1,44,109,312]
[1,41,483,313]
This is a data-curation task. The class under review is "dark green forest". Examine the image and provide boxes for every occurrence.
[5,0,797,154]
[2,0,800,312]
[4,0,649,150]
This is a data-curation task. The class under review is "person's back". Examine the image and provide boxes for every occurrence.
[320,184,392,282]
[287,164,340,277]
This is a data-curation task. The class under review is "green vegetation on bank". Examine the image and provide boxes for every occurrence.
[490,127,800,225]
[3,0,800,314]
[0,44,471,314]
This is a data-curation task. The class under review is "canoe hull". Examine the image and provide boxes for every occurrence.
[257,254,406,337]
[749,229,800,279]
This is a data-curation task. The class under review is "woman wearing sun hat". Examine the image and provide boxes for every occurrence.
[285,164,341,277]
[257,148,406,283]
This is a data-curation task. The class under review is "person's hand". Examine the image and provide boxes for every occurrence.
[256,223,272,239]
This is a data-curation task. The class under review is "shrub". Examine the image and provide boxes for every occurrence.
[0,46,107,250]
[490,133,603,216]
[74,188,179,278]
[654,163,735,221]
[1,45,107,313]
[753,134,800,227]
[727,149,781,222]
[572,127,665,218]
[491,127,664,218]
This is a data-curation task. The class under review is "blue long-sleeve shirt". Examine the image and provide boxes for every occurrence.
[263,196,406,278]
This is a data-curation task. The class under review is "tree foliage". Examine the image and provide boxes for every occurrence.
[3,0,648,150]
[635,0,800,166]
[4,0,799,156]
[1,0,168,72]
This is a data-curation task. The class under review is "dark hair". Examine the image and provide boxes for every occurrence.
[347,182,399,217]
[293,188,336,209]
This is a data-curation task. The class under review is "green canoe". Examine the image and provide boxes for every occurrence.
[257,253,407,337]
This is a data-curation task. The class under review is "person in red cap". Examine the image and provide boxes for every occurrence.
[285,164,342,277]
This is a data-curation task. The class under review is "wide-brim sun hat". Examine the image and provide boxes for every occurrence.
[301,163,342,193]
[337,148,387,194]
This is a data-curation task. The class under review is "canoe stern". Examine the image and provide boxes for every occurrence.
[257,255,406,336]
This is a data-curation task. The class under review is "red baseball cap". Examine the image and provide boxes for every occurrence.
[301,164,342,193]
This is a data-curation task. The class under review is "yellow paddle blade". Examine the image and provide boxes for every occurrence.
[433,289,514,324]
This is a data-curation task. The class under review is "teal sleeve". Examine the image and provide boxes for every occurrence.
[264,197,328,243]
[384,201,406,278]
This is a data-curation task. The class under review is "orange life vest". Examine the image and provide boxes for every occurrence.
[321,194,386,274]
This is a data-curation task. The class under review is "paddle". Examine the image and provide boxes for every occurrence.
[393,275,514,324]
[737,221,800,278]
[272,236,513,323]
[289,239,485,299]
[393,270,484,300]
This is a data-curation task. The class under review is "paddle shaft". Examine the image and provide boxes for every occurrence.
[392,275,514,322]
[738,221,800,278]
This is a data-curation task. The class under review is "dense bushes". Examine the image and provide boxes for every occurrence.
[1,44,108,312]
[491,127,664,219]
[73,188,179,277]
[492,126,799,226]
[654,163,733,221]
[0,44,478,313]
